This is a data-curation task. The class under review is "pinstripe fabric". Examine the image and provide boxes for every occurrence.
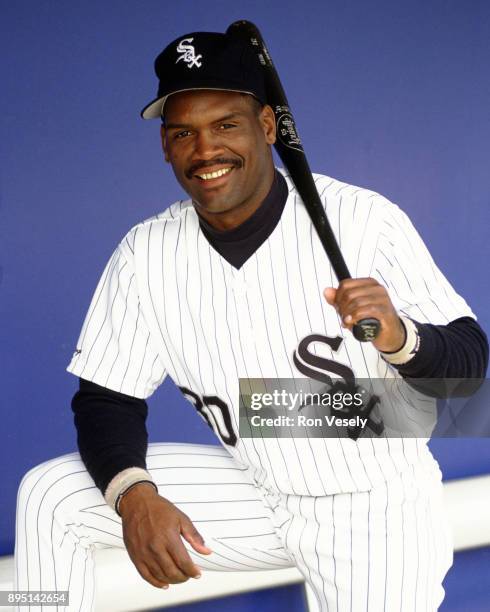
[257,450,453,612]
[46,169,470,610]
[14,444,291,612]
[67,169,474,499]
[15,443,452,611]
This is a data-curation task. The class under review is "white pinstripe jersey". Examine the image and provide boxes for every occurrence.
[67,169,474,496]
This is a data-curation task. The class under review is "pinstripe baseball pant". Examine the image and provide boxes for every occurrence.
[15,443,453,611]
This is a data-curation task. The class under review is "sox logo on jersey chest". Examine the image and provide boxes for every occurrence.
[178,332,383,446]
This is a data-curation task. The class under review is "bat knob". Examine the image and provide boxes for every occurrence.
[353,318,381,343]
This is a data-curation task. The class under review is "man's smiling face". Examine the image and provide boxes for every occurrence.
[161,90,276,230]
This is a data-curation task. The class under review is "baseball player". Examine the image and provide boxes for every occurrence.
[15,30,488,612]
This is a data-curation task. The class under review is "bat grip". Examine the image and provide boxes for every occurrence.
[338,266,381,342]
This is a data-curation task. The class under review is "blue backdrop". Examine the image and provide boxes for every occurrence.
[1,1,489,610]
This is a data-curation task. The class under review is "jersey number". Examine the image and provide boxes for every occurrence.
[179,387,237,447]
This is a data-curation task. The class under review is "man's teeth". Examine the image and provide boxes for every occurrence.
[197,167,232,180]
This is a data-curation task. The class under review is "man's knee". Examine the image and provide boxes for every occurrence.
[16,453,91,520]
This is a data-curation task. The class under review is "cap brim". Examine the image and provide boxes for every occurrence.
[140,95,168,119]
[140,87,259,120]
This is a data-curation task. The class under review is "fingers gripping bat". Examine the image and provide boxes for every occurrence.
[226,20,380,343]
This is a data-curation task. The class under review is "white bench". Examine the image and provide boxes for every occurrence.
[2,474,490,612]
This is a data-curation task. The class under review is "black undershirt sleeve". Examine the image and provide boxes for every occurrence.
[393,316,488,396]
[71,378,149,494]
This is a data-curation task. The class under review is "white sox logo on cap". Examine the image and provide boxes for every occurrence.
[175,37,203,68]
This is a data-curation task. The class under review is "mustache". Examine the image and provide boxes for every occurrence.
[186,158,243,179]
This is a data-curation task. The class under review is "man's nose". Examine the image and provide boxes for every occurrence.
[193,130,223,159]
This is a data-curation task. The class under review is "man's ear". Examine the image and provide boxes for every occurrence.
[160,124,170,162]
[260,104,277,145]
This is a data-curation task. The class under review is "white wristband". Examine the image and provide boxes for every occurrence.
[104,467,156,513]
[381,316,420,365]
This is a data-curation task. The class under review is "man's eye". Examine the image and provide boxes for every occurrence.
[219,123,236,130]
[174,130,191,139]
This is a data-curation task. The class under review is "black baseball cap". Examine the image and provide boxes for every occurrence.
[141,31,267,119]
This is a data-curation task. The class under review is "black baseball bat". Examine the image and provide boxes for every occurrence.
[226,20,380,343]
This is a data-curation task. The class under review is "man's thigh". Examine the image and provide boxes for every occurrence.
[16,443,292,577]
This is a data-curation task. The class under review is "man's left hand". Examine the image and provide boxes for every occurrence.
[324,278,405,352]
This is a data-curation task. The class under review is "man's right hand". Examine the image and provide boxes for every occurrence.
[118,482,212,589]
